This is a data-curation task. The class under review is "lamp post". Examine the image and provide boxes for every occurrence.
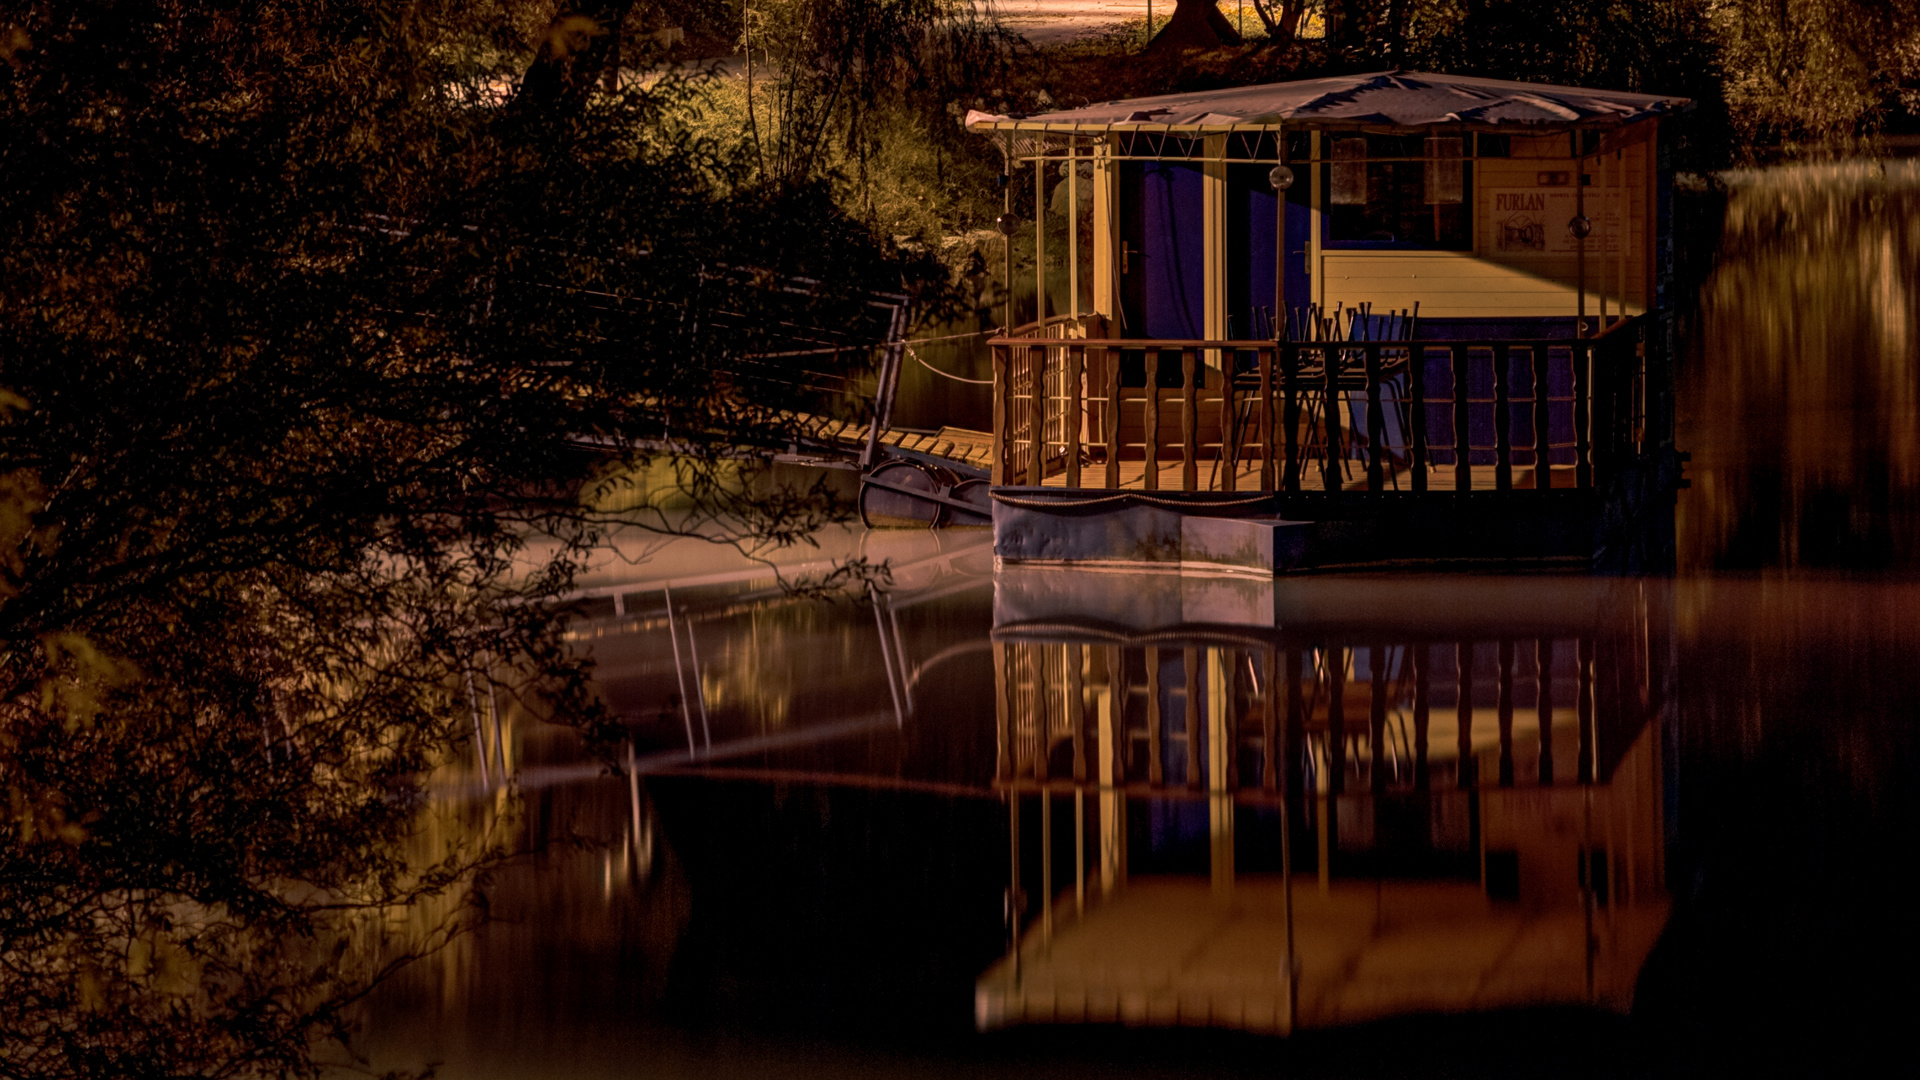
[1270,157,1295,340]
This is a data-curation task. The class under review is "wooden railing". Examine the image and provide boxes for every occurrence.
[989,315,1646,495]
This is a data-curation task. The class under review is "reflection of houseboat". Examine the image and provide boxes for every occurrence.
[978,571,1674,1033]
[964,72,1691,571]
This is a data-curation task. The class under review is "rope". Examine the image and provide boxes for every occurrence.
[903,326,1004,346]
[989,490,1276,511]
[905,342,993,385]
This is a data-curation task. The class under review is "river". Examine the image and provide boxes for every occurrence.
[350,163,1920,1077]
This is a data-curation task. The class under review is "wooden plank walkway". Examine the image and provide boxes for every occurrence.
[788,411,996,472]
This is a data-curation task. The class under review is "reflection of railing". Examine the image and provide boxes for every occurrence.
[995,633,1647,800]
[983,621,1671,1037]
[989,315,1646,494]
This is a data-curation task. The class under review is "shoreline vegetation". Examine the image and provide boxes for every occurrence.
[647,1,1919,423]
[657,1,1919,249]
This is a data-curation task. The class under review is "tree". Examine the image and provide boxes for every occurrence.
[1708,0,1920,154]
[1250,1,1316,48]
[0,2,935,1076]
[1148,0,1245,52]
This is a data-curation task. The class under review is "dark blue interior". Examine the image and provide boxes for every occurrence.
[1120,161,1205,339]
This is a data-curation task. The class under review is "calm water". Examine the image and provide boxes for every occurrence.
[350,165,1920,1077]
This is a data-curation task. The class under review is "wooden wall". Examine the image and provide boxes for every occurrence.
[1089,127,1661,332]
[1318,133,1654,321]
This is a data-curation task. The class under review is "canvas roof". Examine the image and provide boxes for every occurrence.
[965,70,1691,135]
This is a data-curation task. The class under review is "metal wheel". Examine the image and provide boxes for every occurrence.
[859,461,948,529]
[946,477,993,528]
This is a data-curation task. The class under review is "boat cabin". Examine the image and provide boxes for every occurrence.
[963,71,1692,571]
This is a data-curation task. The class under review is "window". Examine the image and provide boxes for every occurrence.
[1325,134,1473,250]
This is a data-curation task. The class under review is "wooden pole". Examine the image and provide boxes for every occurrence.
[1456,641,1474,788]
[1575,137,1587,339]
[1069,146,1080,319]
[1145,350,1162,490]
[1035,157,1048,326]
[1275,124,1287,334]
[1370,644,1389,792]
[1146,646,1163,786]
[1497,638,1515,787]
[1537,637,1555,785]
[1182,347,1200,491]
[1004,131,1015,332]
[1413,642,1431,790]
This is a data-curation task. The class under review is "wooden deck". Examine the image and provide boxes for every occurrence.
[990,322,1647,500]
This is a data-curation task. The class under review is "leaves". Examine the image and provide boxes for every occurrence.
[0,3,935,1076]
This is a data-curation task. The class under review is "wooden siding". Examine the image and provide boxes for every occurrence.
[1316,134,1652,321]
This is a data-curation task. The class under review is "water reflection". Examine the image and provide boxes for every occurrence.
[351,539,1918,1076]
[982,572,1670,1034]
[1682,162,1920,569]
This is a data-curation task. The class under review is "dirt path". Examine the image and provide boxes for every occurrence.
[990,1,1151,44]
[993,2,1273,46]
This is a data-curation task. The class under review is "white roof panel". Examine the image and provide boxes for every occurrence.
[967,70,1691,133]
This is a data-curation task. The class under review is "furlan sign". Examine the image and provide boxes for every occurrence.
[1490,188,1626,255]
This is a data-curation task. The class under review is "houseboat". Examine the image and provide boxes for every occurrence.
[961,71,1692,573]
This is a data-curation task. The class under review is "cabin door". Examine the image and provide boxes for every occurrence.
[1118,161,1204,340]
[1227,164,1311,340]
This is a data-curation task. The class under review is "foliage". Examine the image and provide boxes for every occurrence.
[726,2,1015,230]
[0,1,938,1076]
[1305,1,1916,163]
[1707,0,1920,154]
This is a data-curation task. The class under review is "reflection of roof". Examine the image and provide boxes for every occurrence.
[966,70,1692,134]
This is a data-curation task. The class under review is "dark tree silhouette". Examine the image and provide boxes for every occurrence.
[1149,0,1245,51]
[0,3,940,1076]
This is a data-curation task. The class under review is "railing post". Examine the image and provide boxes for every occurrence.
[1146,645,1163,785]
[1283,344,1302,492]
[1533,346,1552,490]
[1412,642,1430,790]
[1574,339,1593,490]
[1260,346,1276,492]
[1220,347,1238,493]
[1496,638,1515,787]
[1029,343,1047,487]
[1452,344,1471,493]
[1066,345,1084,490]
[1493,344,1513,493]
[1263,647,1281,791]
[1181,347,1199,492]
[1369,643,1388,793]
[992,344,1009,485]
[1145,350,1161,491]
[1536,637,1554,786]
[1410,345,1428,494]
[1182,647,1201,786]
[1323,345,1342,493]
[1326,644,1347,797]
[1456,640,1474,790]
[1576,637,1595,784]
[1284,646,1305,798]
[1104,345,1122,490]
[1595,336,1618,486]
[1365,343,1386,492]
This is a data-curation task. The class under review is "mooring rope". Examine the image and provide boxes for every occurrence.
[905,342,994,385]
[904,326,1003,346]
